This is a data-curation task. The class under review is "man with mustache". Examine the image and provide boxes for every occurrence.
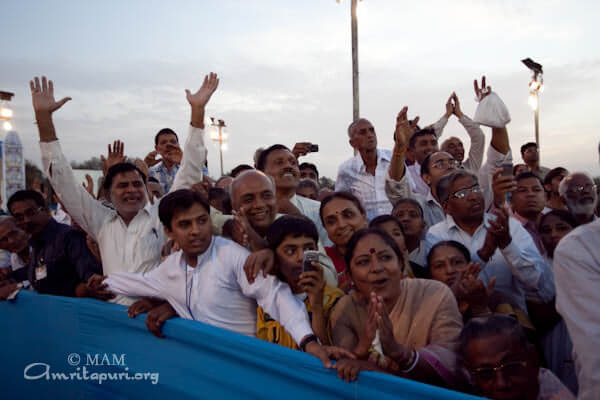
[558,172,598,226]
[30,73,218,305]
[5,190,102,299]
[426,170,546,331]
[257,145,331,246]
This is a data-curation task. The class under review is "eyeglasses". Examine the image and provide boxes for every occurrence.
[567,184,597,196]
[470,360,528,381]
[12,207,43,222]
[451,185,482,199]
[431,159,459,169]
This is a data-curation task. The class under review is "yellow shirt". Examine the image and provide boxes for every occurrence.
[257,284,344,349]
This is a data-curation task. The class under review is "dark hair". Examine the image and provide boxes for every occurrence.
[459,315,529,363]
[543,167,568,186]
[148,176,160,184]
[7,190,47,213]
[208,187,232,214]
[256,144,291,171]
[538,209,578,231]
[409,128,436,149]
[369,214,405,235]
[103,163,147,191]
[427,240,471,271]
[266,215,319,251]
[299,162,319,179]
[230,164,254,178]
[520,142,537,155]
[319,191,365,223]
[298,179,319,193]
[512,164,528,176]
[158,189,210,229]
[154,128,179,146]
[515,171,543,186]
[436,170,478,204]
[344,228,405,274]
[392,198,424,219]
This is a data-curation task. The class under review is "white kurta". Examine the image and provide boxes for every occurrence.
[106,236,313,343]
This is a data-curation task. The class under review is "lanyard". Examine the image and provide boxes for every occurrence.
[185,264,196,321]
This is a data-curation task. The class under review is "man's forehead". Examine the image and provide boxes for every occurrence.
[113,170,144,182]
[234,172,274,196]
[568,173,592,185]
[172,204,209,222]
[9,199,38,211]
[158,133,178,143]
[267,148,294,162]
[517,177,542,187]
[355,119,373,129]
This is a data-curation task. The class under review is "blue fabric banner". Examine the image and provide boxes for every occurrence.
[0,291,482,399]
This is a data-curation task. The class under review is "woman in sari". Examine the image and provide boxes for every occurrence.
[319,192,367,291]
[330,228,464,388]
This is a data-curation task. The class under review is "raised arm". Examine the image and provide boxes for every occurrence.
[31,76,111,239]
[453,93,485,172]
[171,73,219,192]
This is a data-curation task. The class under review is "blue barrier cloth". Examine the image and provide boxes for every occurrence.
[1,290,482,399]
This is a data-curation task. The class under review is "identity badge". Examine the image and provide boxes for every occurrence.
[35,265,48,281]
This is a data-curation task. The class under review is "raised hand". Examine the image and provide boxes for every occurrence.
[451,92,464,118]
[243,248,276,284]
[292,142,312,158]
[474,75,492,102]
[298,263,326,309]
[30,76,71,115]
[101,140,126,175]
[445,94,454,118]
[491,168,516,208]
[83,174,95,198]
[186,72,219,109]
[144,150,161,167]
[393,106,412,152]
[165,144,183,165]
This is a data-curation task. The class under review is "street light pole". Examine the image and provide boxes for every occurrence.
[209,117,227,177]
[351,0,359,123]
[522,58,543,161]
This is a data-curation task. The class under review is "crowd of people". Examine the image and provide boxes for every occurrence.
[0,72,598,400]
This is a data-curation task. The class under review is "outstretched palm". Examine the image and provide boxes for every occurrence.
[394,106,412,151]
[185,72,219,108]
[30,76,71,114]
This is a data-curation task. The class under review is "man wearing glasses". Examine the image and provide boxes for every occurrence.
[558,172,598,226]
[460,315,574,399]
[426,170,546,332]
[4,190,103,299]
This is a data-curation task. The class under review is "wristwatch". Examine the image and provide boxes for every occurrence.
[299,334,320,352]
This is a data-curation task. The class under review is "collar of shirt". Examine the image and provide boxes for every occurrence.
[152,161,180,174]
[355,149,391,174]
[425,189,441,207]
[444,213,487,236]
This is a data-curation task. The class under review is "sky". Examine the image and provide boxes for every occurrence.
[2,0,599,180]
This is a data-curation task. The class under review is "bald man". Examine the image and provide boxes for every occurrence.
[229,170,338,287]
[559,172,598,226]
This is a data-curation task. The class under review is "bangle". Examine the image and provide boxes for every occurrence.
[400,350,420,374]
[299,334,320,352]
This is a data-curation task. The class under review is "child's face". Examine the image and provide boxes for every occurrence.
[165,203,212,259]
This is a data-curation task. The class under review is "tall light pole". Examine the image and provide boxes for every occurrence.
[337,0,361,123]
[209,117,228,177]
[522,58,544,158]
[0,91,14,132]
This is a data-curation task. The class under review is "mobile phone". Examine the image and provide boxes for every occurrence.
[303,250,320,272]
[309,144,319,153]
[501,163,513,176]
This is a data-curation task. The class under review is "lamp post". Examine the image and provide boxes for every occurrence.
[208,117,228,177]
[522,58,544,157]
[0,91,14,132]
[336,0,362,124]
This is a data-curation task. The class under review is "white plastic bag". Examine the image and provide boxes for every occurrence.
[473,92,511,128]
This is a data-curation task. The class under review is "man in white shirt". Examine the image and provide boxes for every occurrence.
[95,189,352,368]
[554,143,600,400]
[225,169,338,286]
[426,170,546,326]
[335,117,409,221]
[256,144,331,246]
[30,73,219,305]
